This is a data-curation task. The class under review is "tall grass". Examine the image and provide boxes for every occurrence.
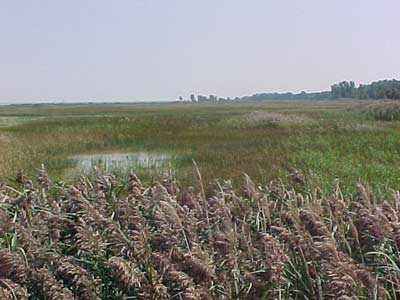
[363,101,400,121]
[1,168,400,299]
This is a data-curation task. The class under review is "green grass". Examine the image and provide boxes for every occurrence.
[0,100,399,195]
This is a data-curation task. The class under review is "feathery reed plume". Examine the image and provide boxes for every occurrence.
[262,233,288,284]
[30,268,74,300]
[127,172,144,199]
[152,252,194,289]
[0,279,29,300]
[182,286,212,300]
[75,224,105,256]
[108,256,144,290]
[353,185,385,250]
[0,169,399,299]
[54,257,99,299]
[36,164,50,190]
[0,250,27,282]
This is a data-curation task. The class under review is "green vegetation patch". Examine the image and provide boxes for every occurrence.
[0,100,398,195]
[363,101,400,121]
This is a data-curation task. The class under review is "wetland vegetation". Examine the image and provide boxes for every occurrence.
[1,100,400,196]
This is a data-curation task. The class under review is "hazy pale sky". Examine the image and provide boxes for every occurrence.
[1,0,399,102]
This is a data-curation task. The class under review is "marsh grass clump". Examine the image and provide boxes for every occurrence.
[1,168,400,299]
[363,101,400,121]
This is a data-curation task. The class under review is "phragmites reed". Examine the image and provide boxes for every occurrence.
[30,268,74,300]
[0,279,29,300]
[36,164,50,190]
[262,233,288,284]
[53,256,99,299]
[0,250,28,282]
[127,172,144,199]
[108,256,144,290]
[0,170,399,299]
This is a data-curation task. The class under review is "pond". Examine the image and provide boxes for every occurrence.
[66,152,173,176]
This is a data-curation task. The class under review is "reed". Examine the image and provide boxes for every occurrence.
[1,167,400,299]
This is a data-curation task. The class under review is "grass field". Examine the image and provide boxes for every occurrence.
[2,100,400,299]
[1,100,400,195]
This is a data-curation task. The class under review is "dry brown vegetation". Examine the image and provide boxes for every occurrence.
[0,167,400,299]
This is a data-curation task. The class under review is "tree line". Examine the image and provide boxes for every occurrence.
[179,79,400,102]
[331,79,400,99]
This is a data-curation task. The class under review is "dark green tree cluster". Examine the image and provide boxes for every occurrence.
[195,94,228,102]
[331,79,400,99]
[184,79,400,103]
[330,81,357,98]
[241,91,331,101]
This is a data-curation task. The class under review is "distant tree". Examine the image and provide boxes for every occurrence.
[190,94,196,102]
[197,95,207,102]
[225,78,400,102]
[179,96,183,101]
[330,81,356,98]
[331,84,341,99]
[339,81,349,97]
[330,79,400,100]
[349,81,357,97]
[358,84,369,99]
[209,95,217,101]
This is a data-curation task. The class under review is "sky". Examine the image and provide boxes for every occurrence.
[0,0,399,102]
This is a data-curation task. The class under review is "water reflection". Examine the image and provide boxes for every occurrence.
[67,152,172,174]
